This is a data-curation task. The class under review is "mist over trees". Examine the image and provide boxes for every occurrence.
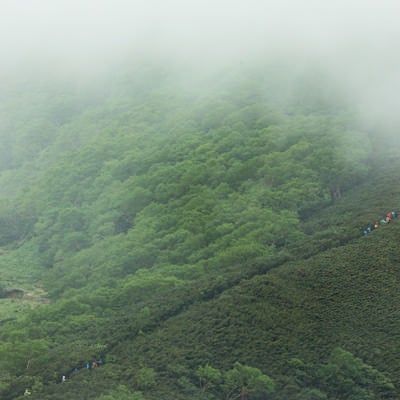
[0,59,395,398]
[0,1,399,399]
[1,0,400,124]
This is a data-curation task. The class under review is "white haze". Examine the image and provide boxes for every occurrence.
[1,0,400,129]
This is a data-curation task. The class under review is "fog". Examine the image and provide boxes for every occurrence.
[2,1,398,68]
[1,0,400,129]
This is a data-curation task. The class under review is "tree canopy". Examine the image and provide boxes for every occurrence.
[0,62,398,399]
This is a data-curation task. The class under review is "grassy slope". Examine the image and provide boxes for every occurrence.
[0,243,46,320]
[102,157,400,398]
[0,71,399,398]
[3,155,400,399]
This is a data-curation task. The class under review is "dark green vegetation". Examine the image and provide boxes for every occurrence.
[0,63,399,399]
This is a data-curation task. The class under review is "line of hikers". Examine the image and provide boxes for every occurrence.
[23,358,105,395]
[67,358,105,379]
[362,210,398,235]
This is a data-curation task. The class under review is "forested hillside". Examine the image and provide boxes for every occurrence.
[0,63,398,399]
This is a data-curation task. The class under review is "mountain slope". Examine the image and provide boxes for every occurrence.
[13,182,400,400]
[123,220,400,399]
[92,163,400,399]
[0,65,398,399]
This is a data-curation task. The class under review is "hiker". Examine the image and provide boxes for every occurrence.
[363,209,398,236]
[62,375,66,383]
[369,223,374,231]
[86,361,90,369]
[92,360,98,368]
[24,388,31,396]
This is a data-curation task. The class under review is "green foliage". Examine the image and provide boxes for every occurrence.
[1,61,397,400]
[317,347,395,399]
[196,364,222,393]
[135,368,156,390]
[96,385,145,400]
[223,362,274,399]
[296,388,328,400]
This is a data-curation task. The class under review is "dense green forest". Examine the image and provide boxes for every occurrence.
[0,61,399,399]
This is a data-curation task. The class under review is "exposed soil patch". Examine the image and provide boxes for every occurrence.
[23,287,50,305]
[0,285,49,304]
[0,288,25,299]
